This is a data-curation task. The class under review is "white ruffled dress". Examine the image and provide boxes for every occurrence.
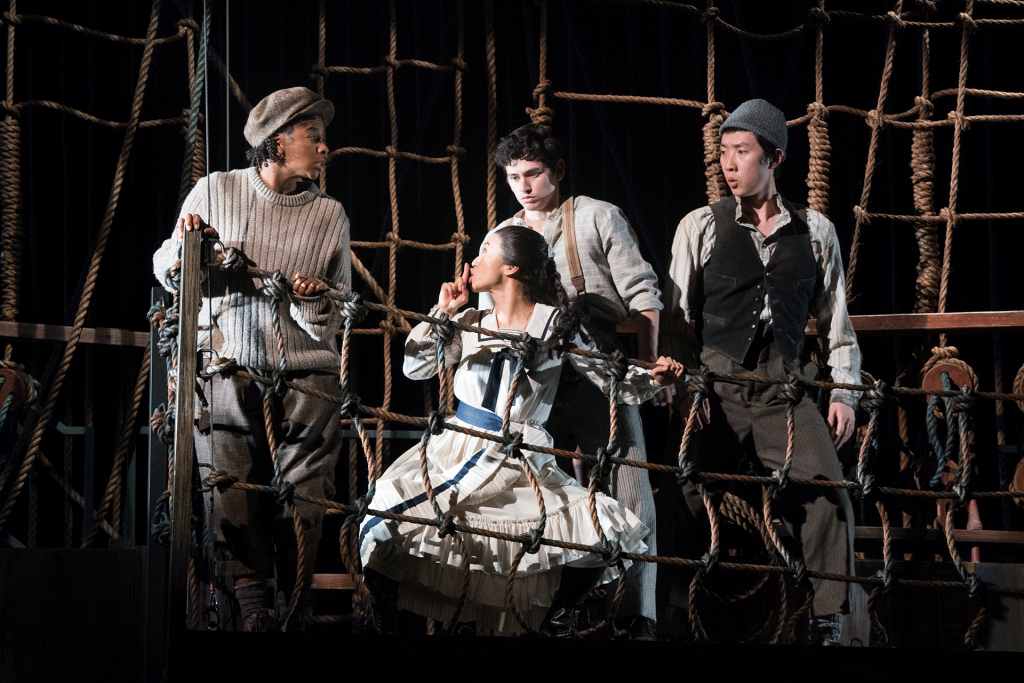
[358,304,661,633]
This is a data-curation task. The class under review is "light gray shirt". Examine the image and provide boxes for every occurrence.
[662,195,861,408]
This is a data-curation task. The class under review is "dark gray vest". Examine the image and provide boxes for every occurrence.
[701,196,816,364]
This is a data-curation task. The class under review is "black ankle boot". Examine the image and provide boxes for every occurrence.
[362,567,400,635]
[537,566,605,638]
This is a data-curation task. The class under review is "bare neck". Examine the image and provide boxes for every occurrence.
[522,189,560,233]
[488,283,535,330]
[738,179,781,236]
[258,163,304,196]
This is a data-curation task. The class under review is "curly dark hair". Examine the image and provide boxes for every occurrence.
[245,114,321,168]
[494,225,583,354]
[494,123,565,171]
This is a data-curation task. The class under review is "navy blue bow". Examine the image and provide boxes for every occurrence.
[481,347,519,413]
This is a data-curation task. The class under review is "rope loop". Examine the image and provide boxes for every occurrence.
[957,12,978,34]
[450,57,468,72]
[781,375,804,405]
[532,79,552,101]
[384,146,399,160]
[428,310,456,348]
[526,105,553,128]
[175,17,199,33]
[807,6,830,27]
[0,101,18,118]
[339,390,361,420]
[346,494,371,529]
[216,246,248,272]
[601,539,623,567]
[865,109,887,131]
[445,144,466,159]
[201,470,239,492]
[270,370,288,397]
[339,296,367,325]
[865,379,890,412]
[275,481,297,507]
[966,572,983,599]
[261,272,290,302]
[946,110,971,132]
[676,460,701,488]
[0,11,20,26]
[503,430,524,460]
[951,384,977,416]
[857,473,876,499]
[792,560,811,587]
[769,468,790,499]
[427,408,447,436]
[885,10,907,32]
[604,349,629,383]
[688,366,714,397]
[436,513,457,539]
[383,55,400,70]
[696,549,718,578]
[450,232,471,245]
[700,6,721,25]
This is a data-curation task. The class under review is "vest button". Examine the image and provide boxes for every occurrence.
[751,323,756,329]
[747,337,752,341]
[757,284,763,289]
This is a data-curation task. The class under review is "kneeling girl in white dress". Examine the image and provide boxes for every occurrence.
[359,225,682,635]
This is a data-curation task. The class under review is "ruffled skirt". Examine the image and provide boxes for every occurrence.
[358,415,649,633]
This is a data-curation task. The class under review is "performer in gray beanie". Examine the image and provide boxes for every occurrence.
[660,98,860,645]
[153,86,350,632]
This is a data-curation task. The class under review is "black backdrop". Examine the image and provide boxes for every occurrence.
[4,0,1024,546]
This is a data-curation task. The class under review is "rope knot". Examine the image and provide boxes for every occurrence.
[450,232,471,245]
[770,468,791,499]
[852,204,872,225]
[807,6,830,26]
[156,403,176,445]
[857,473,876,499]
[957,12,978,34]
[203,356,238,378]
[339,390,361,420]
[521,527,543,554]
[966,572,983,599]
[216,246,248,272]
[202,470,239,492]
[310,62,326,77]
[792,561,811,587]
[885,10,906,32]
[865,379,890,412]
[347,494,370,527]
[270,370,288,397]
[384,146,399,159]
[526,105,553,129]
[807,101,829,120]
[701,101,725,118]
[589,446,615,487]
[700,6,721,24]
[865,109,887,130]
[446,145,466,159]
[450,57,468,71]
[339,296,367,324]
[781,375,804,405]
[147,303,167,329]
[427,408,447,436]
[604,350,629,383]
[428,310,456,348]
[601,539,623,567]
[383,55,400,69]
[275,481,297,507]
[532,79,552,101]
[676,459,701,488]
[436,514,457,539]
[914,95,934,118]
[876,567,895,593]
[952,384,976,416]
[688,366,714,398]
[175,17,199,32]
[261,272,290,301]
[946,110,971,132]
[510,332,538,364]
[939,206,962,228]
[503,431,525,460]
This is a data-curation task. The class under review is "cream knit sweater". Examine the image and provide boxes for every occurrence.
[153,167,351,372]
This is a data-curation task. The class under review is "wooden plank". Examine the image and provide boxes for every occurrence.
[310,573,358,590]
[854,526,1024,546]
[0,320,149,348]
[807,311,1024,336]
[170,231,201,638]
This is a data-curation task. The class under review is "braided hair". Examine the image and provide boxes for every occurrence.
[494,225,584,354]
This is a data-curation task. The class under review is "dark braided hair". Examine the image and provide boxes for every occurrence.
[494,225,584,354]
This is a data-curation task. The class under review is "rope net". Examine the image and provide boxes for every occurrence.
[2,0,1024,648]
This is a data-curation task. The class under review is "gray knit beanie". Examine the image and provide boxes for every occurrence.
[719,99,787,160]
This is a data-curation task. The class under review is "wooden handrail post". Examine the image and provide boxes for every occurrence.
[169,230,201,647]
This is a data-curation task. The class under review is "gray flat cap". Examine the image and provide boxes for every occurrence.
[244,87,334,147]
[719,99,787,160]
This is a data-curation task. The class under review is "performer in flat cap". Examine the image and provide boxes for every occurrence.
[153,86,351,631]
[660,99,860,645]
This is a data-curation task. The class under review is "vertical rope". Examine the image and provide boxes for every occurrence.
[485,0,497,230]
[1,0,21,362]
[224,0,229,172]
[910,21,940,314]
[701,1,726,204]
[318,0,327,193]
[846,2,904,302]
[0,0,164,534]
[527,1,552,129]
[805,1,831,217]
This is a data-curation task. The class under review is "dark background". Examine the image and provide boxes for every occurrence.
[3,0,1023,550]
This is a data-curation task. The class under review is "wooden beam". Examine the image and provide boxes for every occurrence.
[0,321,149,348]
[854,526,1024,546]
[310,573,358,590]
[808,311,1024,336]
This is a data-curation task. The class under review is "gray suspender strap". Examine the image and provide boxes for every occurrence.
[561,196,586,297]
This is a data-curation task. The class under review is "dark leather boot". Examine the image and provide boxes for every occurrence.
[537,566,605,638]
[362,567,400,635]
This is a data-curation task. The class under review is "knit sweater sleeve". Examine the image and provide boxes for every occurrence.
[152,178,211,291]
[288,201,351,342]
